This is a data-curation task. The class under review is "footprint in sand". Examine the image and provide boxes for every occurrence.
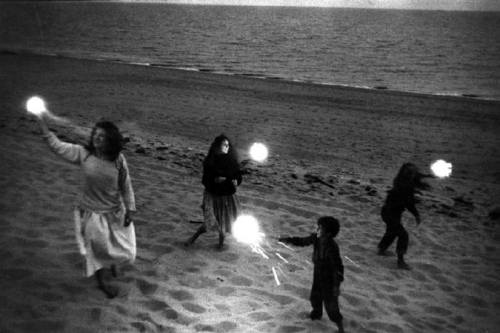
[249,311,273,322]
[276,325,304,333]
[388,294,408,306]
[136,278,159,296]
[229,275,253,287]
[168,289,194,301]
[178,275,217,289]
[342,293,363,307]
[366,321,404,333]
[181,302,206,314]
[215,286,236,296]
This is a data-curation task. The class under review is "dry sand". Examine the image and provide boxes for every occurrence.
[1,52,499,333]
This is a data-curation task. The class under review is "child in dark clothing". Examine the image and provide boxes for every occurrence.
[279,216,345,333]
[378,163,431,270]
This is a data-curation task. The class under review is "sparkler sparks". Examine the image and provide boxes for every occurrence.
[275,252,289,264]
[344,255,360,268]
[430,159,453,178]
[249,142,268,162]
[271,266,281,286]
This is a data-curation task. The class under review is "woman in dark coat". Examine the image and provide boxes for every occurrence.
[185,134,242,249]
[377,163,431,270]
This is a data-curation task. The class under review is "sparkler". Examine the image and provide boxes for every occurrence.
[25,96,71,125]
[430,159,452,178]
[26,96,47,116]
[232,214,265,247]
[249,142,269,162]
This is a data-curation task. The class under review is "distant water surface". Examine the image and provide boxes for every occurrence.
[1,2,499,100]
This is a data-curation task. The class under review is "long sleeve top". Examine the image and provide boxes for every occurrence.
[279,233,344,284]
[43,132,136,213]
[202,154,242,196]
[382,187,419,218]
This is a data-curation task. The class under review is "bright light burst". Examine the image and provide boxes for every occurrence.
[232,214,265,247]
[430,159,453,178]
[249,142,269,162]
[26,96,47,116]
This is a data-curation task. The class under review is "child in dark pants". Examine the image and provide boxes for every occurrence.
[279,216,345,333]
[378,163,431,270]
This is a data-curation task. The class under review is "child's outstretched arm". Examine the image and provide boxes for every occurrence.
[278,233,316,246]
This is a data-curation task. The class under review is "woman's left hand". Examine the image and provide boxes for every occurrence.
[232,179,238,187]
[124,210,135,227]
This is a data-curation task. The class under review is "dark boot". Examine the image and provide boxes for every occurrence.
[184,226,206,246]
[397,254,411,270]
[310,309,322,320]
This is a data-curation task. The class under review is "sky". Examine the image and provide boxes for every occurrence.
[120,0,500,11]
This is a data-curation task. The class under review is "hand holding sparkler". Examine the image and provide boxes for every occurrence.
[430,159,452,178]
[26,96,71,130]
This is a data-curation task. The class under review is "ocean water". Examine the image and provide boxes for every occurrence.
[1,2,499,100]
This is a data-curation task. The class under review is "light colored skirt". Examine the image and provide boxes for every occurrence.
[74,205,136,277]
[202,190,240,234]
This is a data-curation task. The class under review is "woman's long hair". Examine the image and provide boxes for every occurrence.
[203,134,239,168]
[86,121,123,161]
[393,163,430,192]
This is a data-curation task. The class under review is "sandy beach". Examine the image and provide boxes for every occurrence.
[1,52,499,333]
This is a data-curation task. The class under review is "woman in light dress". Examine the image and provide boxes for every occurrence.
[35,114,136,298]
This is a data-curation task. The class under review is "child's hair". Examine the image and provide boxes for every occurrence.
[317,216,340,237]
[393,162,430,191]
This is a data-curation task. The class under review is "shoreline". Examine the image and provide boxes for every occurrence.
[2,48,500,104]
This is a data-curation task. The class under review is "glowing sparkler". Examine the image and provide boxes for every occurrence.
[25,96,72,126]
[26,96,47,116]
[271,266,281,286]
[249,142,269,162]
[232,214,265,247]
[430,159,452,178]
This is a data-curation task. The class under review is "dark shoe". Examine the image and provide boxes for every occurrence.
[397,260,411,270]
[98,284,118,298]
[310,310,322,320]
[377,249,387,256]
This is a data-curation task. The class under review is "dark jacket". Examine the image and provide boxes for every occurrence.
[279,233,344,286]
[382,187,419,220]
[202,154,242,196]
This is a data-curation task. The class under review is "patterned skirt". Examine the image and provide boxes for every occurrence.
[74,205,136,277]
[202,190,240,234]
